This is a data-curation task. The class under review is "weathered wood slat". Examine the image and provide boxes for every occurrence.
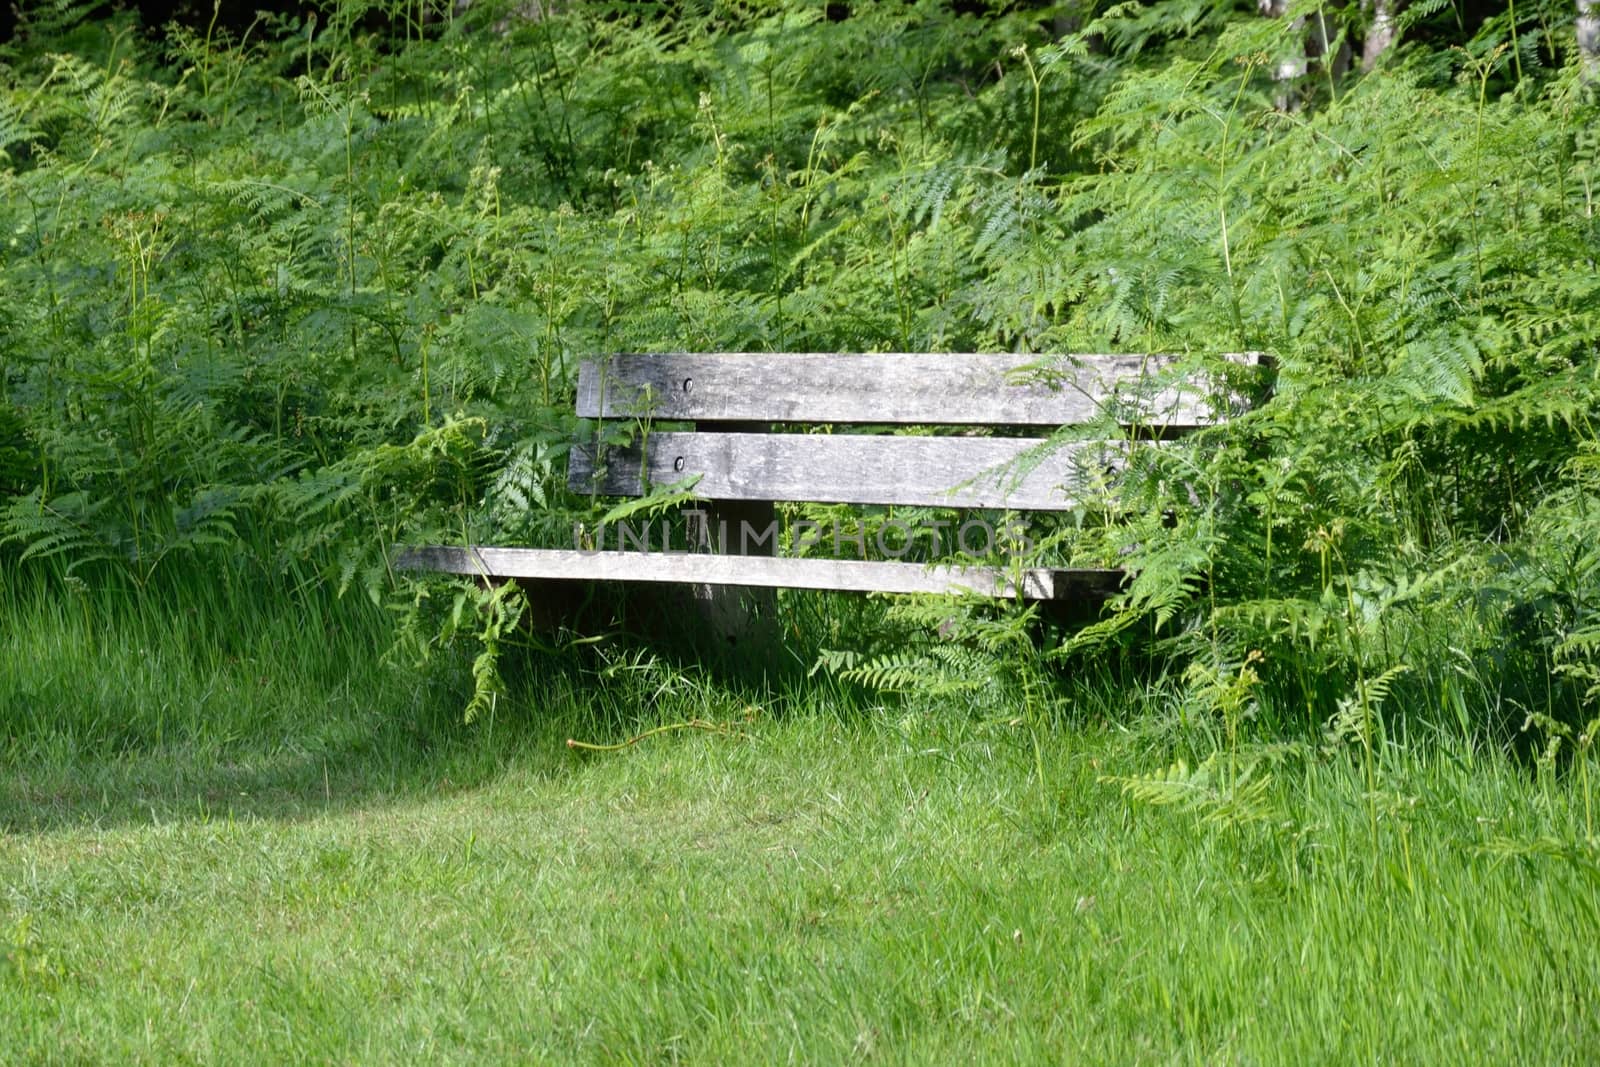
[568,432,1124,510]
[575,352,1262,427]
[395,546,1124,602]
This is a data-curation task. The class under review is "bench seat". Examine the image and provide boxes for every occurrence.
[397,545,1125,601]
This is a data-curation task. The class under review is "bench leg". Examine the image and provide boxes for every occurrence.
[684,498,779,652]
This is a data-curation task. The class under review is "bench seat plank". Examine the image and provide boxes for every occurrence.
[395,546,1124,602]
[577,352,1260,428]
[569,431,1123,510]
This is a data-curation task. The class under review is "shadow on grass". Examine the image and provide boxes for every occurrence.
[0,671,579,835]
[0,569,919,837]
[0,623,805,836]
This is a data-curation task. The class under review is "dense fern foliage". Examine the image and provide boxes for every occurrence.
[1,0,1596,747]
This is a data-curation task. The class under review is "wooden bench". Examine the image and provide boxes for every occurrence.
[398,352,1263,636]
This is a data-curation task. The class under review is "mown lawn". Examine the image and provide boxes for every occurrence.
[3,587,1597,1064]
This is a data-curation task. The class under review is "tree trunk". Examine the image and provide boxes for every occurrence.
[1260,0,1308,111]
[454,0,558,30]
[1362,0,1400,71]
[1580,0,1600,82]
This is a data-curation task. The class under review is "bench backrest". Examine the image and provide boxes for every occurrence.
[569,352,1262,512]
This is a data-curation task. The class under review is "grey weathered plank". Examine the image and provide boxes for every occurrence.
[568,431,1126,509]
[395,545,1125,601]
[575,352,1263,427]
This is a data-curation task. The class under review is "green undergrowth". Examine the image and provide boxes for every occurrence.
[2,0,1598,741]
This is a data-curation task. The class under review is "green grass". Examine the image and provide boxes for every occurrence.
[3,578,1598,1063]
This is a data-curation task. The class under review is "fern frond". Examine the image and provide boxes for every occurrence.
[1101,753,1278,827]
